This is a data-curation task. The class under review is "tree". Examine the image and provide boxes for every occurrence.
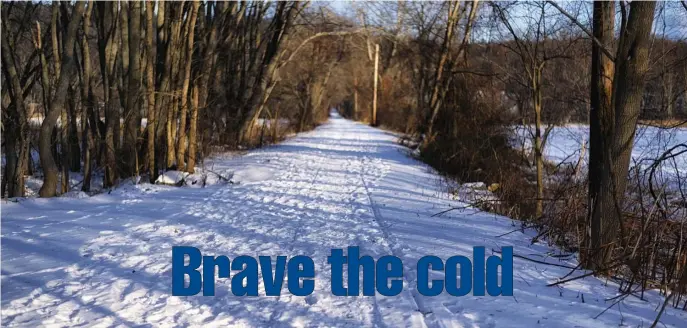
[549,0,658,270]
[1,4,32,198]
[144,1,156,182]
[94,1,120,188]
[164,2,184,169]
[492,1,581,219]
[122,1,142,178]
[37,1,86,197]
[80,2,96,192]
[186,1,229,173]
[236,2,298,145]
[424,0,480,139]
[175,0,199,170]
[585,1,616,271]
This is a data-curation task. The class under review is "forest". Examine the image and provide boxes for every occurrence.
[2,1,687,326]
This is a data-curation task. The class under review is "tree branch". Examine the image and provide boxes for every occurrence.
[545,0,617,62]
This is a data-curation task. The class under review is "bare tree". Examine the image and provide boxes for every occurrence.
[80,2,95,192]
[425,0,480,139]
[175,0,199,169]
[236,2,301,145]
[549,0,658,270]
[122,1,142,178]
[586,1,615,270]
[144,1,156,182]
[492,1,581,219]
[1,4,32,198]
[37,2,86,197]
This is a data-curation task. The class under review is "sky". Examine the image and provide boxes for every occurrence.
[314,0,687,41]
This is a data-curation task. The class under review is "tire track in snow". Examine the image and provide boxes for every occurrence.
[355,136,430,328]
[263,149,325,327]
[341,154,387,328]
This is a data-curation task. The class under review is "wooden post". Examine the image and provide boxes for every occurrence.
[371,43,379,126]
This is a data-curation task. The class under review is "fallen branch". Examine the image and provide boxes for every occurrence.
[547,262,623,287]
[202,168,235,184]
[492,248,577,270]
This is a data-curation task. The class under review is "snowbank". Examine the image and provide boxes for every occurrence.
[155,170,189,185]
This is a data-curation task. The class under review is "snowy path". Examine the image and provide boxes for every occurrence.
[2,113,686,327]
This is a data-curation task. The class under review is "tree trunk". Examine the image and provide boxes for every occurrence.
[153,0,167,173]
[585,0,615,270]
[272,103,280,142]
[145,1,157,182]
[1,12,30,198]
[67,86,81,173]
[353,75,358,120]
[237,2,297,145]
[187,1,226,171]
[123,1,142,178]
[95,1,120,188]
[176,1,199,169]
[586,1,656,270]
[186,86,199,173]
[117,2,130,154]
[165,3,184,169]
[81,3,95,192]
[51,4,62,77]
[425,2,461,138]
[533,67,544,219]
[38,2,86,197]
[371,43,379,126]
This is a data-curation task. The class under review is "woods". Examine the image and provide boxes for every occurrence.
[2,1,317,195]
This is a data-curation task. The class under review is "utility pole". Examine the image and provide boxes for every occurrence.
[371,43,379,126]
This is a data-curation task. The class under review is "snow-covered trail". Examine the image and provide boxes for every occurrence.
[2,113,686,327]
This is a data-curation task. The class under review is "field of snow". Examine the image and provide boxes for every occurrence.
[513,124,687,166]
[513,124,687,183]
[3,114,687,327]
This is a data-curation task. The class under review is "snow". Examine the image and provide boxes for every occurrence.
[61,191,91,199]
[513,124,687,170]
[155,170,190,186]
[513,124,687,200]
[3,113,687,327]
[230,166,276,184]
